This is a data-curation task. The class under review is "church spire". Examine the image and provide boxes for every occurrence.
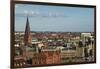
[24,17,32,46]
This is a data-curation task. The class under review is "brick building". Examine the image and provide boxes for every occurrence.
[43,50,61,64]
[24,17,32,46]
[32,49,61,65]
[32,53,46,65]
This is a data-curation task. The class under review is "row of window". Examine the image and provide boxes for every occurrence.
[33,61,46,65]
[14,62,26,67]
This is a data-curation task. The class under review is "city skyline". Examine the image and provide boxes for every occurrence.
[15,4,94,32]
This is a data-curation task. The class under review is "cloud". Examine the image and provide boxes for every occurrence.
[24,10,28,14]
[16,10,69,18]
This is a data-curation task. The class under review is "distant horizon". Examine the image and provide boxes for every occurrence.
[15,30,94,33]
[15,4,94,32]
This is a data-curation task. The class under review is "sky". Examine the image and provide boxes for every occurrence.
[15,4,94,32]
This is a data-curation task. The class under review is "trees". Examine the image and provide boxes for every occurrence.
[78,41,83,47]
[89,49,93,57]
[84,48,88,58]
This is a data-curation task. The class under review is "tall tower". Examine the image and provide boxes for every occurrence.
[24,17,32,46]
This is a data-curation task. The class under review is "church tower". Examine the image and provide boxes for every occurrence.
[24,17,32,46]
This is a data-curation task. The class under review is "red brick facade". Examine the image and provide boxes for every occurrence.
[32,50,61,65]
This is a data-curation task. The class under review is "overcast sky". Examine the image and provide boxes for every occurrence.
[15,4,94,32]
